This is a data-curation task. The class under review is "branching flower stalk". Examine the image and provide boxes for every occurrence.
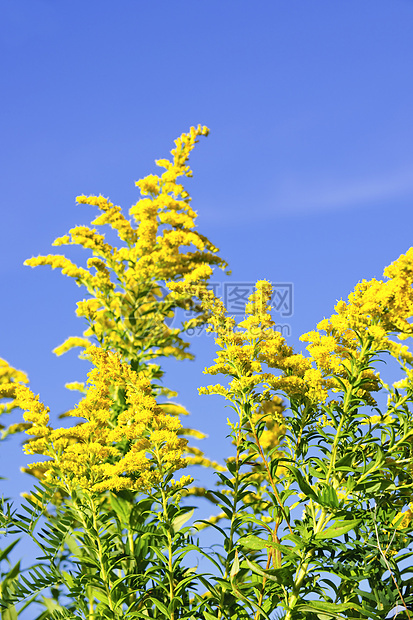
[285,338,374,618]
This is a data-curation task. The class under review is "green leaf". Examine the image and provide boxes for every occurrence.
[314,518,362,540]
[230,550,240,579]
[284,531,311,547]
[210,490,234,509]
[353,479,382,493]
[2,563,63,607]
[319,484,339,509]
[244,557,294,588]
[296,599,378,619]
[91,587,109,605]
[0,538,20,563]
[61,571,75,590]
[1,605,18,620]
[148,596,169,615]
[109,493,131,524]
[172,508,194,533]
[238,535,268,550]
[40,596,68,613]
[283,464,319,502]
[3,560,21,583]
[64,533,83,559]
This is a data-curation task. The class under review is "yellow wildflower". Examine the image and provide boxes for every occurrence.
[16,346,188,495]
[25,127,228,382]
[53,337,91,357]
[393,507,413,530]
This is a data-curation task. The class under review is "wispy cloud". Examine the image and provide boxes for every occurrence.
[272,165,413,215]
[203,165,413,224]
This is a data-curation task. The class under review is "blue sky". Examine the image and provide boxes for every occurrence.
[1,0,413,611]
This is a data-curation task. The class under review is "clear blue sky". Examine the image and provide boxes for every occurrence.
[1,0,413,609]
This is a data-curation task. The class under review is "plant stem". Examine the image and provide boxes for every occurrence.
[74,493,119,619]
[160,484,176,620]
[284,507,328,620]
[372,512,411,619]
[217,423,243,620]
[285,340,371,619]
[249,422,294,536]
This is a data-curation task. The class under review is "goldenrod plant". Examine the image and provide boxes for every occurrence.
[1,127,413,619]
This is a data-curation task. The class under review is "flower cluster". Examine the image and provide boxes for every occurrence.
[300,248,413,393]
[0,358,31,437]
[14,346,188,494]
[24,126,228,378]
[186,280,330,406]
[177,262,413,426]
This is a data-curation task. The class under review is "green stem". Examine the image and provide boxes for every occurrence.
[254,521,281,620]
[284,507,329,620]
[249,421,294,536]
[285,339,371,619]
[74,493,119,619]
[127,530,136,605]
[160,483,175,620]
[217,423,243,620]
[154,444,177,620]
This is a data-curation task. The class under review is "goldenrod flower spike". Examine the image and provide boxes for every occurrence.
[15,345,188,495]
[0,357,30,436]
[24,127,228,376]
[53,336,91,357]
[300,246,413,403]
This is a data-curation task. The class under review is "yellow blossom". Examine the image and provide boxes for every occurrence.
[15,346,188,494]
[53,337,91,357]
[393,507,413,530]
[360,414,395,426]
[25,126,228,383]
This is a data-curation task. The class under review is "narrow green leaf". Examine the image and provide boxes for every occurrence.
[238,535,268,550]
[230,550,240,579]
[91,587,109,605]
[244,557,280,583]
[314,518,361,540]
[0,538,20,563]
[3,560,21,583]
[210,490,234,509]
[2,605,18,620]
[148,596,169,615]
[172,508,194,533]
[296,599,377,619]
[61,570,75,590]
[40,596,68,613]
[283,464,319,502]
[319,484,339,509]
[110,493,131,524]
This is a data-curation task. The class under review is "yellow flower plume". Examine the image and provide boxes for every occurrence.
[14,346,188,494]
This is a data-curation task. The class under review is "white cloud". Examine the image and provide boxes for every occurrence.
[201,165,413,224]
[273,165,413,215]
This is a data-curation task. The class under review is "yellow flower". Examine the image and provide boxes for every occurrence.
[393,507,413,530]
[53,337,91,357]
[360,414,395,426]
[16,346,188,495]
[25,255,90,282]
[25,126,228,382]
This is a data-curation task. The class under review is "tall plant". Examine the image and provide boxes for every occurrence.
[1,127,413,619]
